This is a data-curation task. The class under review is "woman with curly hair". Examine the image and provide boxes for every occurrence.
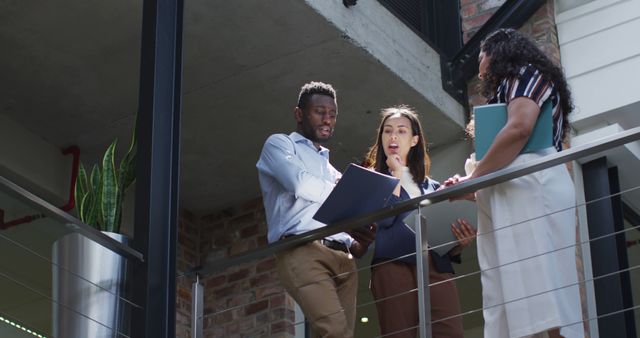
[362,105,476,338]
[446,29,584,338]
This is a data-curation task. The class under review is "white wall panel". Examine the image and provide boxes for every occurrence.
[557,0,640,127]
[556,0,637,41]
[569,55,640,123]
[560,17,640,78]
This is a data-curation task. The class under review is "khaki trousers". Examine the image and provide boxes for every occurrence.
[371,255,464,338]
[276,240,358,338]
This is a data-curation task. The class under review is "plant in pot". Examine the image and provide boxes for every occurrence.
[52,133,136,338]
[75,133,136,233]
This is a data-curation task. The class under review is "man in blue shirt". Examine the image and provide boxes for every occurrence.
[257,82,374,338]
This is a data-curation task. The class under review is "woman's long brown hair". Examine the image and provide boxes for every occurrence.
[362,105,430,184]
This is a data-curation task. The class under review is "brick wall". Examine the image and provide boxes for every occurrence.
[461,0,506,109]
[460,0,506,43]
[176,198,296,338]
[176,210,200,338]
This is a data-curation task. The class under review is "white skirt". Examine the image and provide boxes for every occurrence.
[476,149,584,338]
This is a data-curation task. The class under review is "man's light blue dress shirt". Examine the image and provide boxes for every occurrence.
[257,132,353,246]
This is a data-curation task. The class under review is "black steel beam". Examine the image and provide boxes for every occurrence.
[424,0,462,59]
[583,158,635,337]
[441,0,546,106]
[132,0,183,336]
[375,0,546,107]
[608,167,638,337]
[376,0,462,59]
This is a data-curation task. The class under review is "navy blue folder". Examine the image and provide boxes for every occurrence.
[313,164,400,224]
[474,100,552,160]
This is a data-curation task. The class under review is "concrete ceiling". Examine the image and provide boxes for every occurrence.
[1,0,463,215]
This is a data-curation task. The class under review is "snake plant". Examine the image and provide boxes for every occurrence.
[75,131,136,233]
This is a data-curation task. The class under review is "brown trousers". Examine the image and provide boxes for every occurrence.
[371,255,464,338]
[276,240,358,338]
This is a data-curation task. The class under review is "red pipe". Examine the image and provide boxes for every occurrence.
[1,145,80,229]
[59,145,80,212]
[0,212,45,229]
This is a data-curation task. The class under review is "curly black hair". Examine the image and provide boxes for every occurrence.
[480,28,573,140]
[296,81,337,109]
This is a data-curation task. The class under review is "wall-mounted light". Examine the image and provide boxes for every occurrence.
[343,0,357,8]
[360,317,369,323]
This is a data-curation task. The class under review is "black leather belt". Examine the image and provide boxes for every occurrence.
[319,239,349,253]
[280,234,349,254]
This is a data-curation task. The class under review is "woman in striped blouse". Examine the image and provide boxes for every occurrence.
[446,29,584,338]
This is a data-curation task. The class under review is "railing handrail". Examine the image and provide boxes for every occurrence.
[187,126,640,276]
[0,175,144,262]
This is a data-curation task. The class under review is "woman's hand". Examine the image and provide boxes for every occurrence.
[443,174,476,201]
[348,224,377,258]
[448,218,477,257]
[386,154,404,176]
[386,155,404,196]
[442,174,463,188]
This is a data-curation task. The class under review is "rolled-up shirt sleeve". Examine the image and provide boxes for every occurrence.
[257,134,335,203]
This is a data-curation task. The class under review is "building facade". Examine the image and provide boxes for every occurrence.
[0,0,638,337]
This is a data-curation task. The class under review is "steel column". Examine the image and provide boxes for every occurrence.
[132,0,184,336]
[415,207,432,338]
[582,158,636,337]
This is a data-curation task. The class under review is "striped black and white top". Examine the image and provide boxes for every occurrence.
[487,65,564,151]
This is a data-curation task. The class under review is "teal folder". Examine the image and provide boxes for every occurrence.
[474,100,552,160]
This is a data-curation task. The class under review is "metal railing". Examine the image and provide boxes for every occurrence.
[0,175,144,261]
[186,126,640,338]
[188,126,640,338]
[0,175,146,337]
[189,126,640,275]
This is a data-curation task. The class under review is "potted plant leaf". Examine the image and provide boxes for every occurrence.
[75,131,136,233]
[52,131,136,338]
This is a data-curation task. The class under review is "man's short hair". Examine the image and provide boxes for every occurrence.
[296,82,336,109]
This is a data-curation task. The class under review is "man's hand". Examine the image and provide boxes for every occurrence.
[347,224,377,258]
